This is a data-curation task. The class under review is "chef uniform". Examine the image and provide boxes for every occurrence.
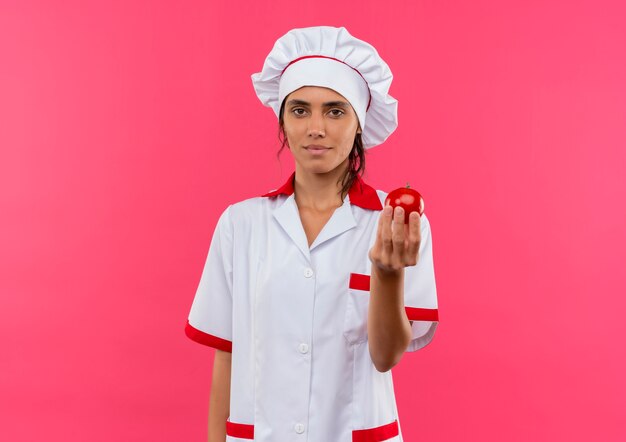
[185,26,439,442]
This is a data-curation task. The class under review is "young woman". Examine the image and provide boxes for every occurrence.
[185,26,439,442]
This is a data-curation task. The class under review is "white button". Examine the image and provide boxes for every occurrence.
[294,423,305,434]
[303,268,314,278]
[299,343,309,354]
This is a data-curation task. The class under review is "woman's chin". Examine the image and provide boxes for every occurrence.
[298,165,339,176]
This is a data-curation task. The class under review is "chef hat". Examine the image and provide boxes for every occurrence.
[251,26,398,149]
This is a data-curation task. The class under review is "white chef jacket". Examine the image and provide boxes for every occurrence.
[186,172,439,442]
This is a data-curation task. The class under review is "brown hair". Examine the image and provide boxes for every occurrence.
[276,98,366,201]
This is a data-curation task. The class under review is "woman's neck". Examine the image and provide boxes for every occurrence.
[293,164,347,212]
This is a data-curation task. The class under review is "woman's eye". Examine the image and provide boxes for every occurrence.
[329,109,344,117]
[292,108,306,116]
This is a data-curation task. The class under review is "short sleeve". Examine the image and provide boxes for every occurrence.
[404,213,439,352]
[184,205,234,352]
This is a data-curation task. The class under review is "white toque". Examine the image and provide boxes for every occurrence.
[251,26,398,149]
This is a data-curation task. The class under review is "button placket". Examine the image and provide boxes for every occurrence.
[294,267,313,436]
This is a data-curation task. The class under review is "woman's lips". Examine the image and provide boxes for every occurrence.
[305,145,331,155]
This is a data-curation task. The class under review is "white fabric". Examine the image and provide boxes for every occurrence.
[278,57,370,133]
[187,188,438,441]
[251,26,398,149]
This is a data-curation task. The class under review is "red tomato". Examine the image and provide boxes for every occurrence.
[384,184,424,223]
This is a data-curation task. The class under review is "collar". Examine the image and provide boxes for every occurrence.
[261,171,383,211]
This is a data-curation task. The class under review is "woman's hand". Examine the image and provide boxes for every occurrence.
[368,205,421,275]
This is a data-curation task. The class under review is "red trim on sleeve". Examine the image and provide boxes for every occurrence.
[405,307,439,322]
[226,420,254,439]
[349,273,371,291]
[185,321,232,353]
[352,419,399,442]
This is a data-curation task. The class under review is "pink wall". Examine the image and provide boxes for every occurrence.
[1,1,625,441]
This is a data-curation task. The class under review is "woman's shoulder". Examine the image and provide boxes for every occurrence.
[221,194,286,224]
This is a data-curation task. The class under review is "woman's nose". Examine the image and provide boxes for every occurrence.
[307,113,325,137]
[308,127,325,137]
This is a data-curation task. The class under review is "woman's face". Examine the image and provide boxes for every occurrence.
[282,86,361,176]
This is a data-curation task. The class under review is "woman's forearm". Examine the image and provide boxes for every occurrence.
[208,349,232,442]
[367,266,412,372]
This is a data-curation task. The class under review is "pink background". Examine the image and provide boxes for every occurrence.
[1,1,625,441]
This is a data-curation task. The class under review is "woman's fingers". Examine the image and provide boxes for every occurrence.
[392,207,405,261]
[406,212,421,266]
[371,205,420,271]
[375,204,386,246]
[381,205,394,256]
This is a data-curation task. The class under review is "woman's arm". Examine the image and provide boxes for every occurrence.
[208,349,231,442]
[368,265,412,372]
[367,206,420,372]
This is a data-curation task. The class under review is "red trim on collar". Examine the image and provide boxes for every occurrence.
[261,172,383,211]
